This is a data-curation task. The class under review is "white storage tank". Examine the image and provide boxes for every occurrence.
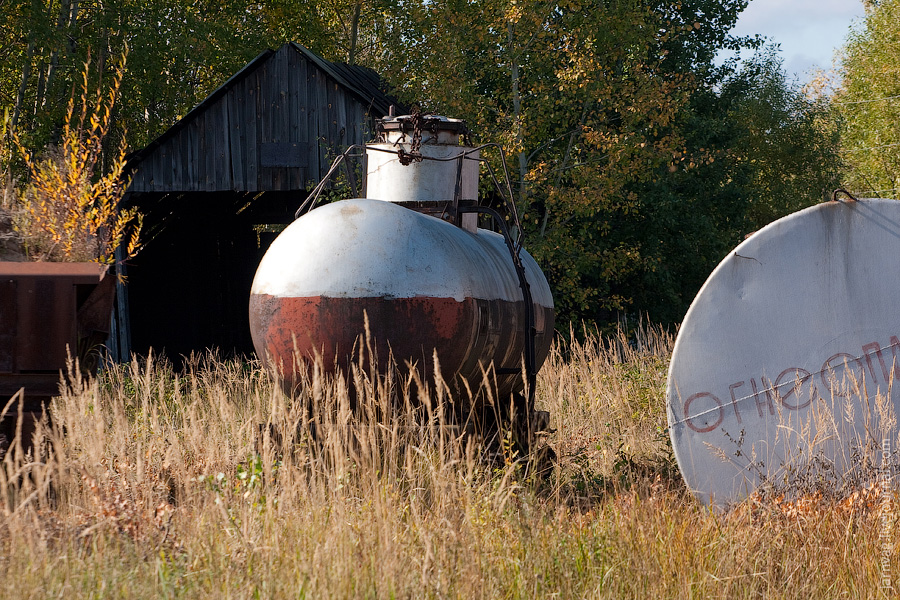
[249,115,554,400]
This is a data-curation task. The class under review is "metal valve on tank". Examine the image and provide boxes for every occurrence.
[249,114,554,411]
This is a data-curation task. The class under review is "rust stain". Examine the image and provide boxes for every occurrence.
[340,204,363,217]
[250,293,554,398]
[0,264,109,373]
[0,263,114,440]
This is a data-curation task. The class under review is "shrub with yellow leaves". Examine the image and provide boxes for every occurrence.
[13,55,141,265]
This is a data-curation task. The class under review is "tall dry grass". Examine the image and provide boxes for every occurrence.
[0,327,896,599]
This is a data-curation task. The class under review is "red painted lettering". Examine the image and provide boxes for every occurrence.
[728,381,745,424]
[751,377,775,417]
[684,392,724,433]
[820,353,864,399]
[889,336,900,384]
[773,367,815,410]
[862,342,884,384]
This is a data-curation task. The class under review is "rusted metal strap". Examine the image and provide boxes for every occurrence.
[833,188,858,202]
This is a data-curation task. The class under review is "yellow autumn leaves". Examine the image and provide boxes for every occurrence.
[12,55,141,265]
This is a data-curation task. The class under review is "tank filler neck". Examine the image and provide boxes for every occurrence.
[375,114,470,146]
[366,114,481,227]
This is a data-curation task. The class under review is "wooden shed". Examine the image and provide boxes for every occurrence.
[117,43,399,362]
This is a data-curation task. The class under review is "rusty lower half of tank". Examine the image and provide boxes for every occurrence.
[249,293,554,402]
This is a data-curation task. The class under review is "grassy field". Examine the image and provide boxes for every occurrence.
[0,326,896,599]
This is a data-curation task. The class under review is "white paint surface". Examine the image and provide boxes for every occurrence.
[366,143,480,204]
[667,199,900,505]
[251,198,553,307]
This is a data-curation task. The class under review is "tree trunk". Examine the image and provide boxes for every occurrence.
[11,39,35,131]
[67,0,80,54]
[44,0,73,112]
[348,1,362,65]
[508,21,527,211]
[33,61,47,117]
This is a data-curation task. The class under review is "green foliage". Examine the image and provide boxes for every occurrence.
[117,0,338,146]
[837,0,900,197]
[373,0,740,325]
[721,47,842,228]
[2,0,363,153]
[1,0,844,327]
[373,0,841,328]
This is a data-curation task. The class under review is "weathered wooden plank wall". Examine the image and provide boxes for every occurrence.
[129,45,378,194]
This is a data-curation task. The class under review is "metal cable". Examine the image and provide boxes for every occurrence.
[294,145,366,219]
[668,340,900,429]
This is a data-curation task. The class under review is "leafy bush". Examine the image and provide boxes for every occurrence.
[12,56,141,264]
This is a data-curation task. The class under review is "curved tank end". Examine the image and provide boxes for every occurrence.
[667,198,900,506]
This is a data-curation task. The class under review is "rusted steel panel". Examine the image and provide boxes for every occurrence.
[0,373,61,397]
[76,271,116,339]
[251,295,473,384]
[250,293,553,399]
[0,262,105,278]
[0,280,16,372]
[0,263,110,456]
[0,263,108,374]
[18,276,76,371]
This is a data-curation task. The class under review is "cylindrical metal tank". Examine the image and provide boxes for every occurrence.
[250,198,553,396]
[249,115,554,399]
[365,116,480,205]
[667,198,900,506]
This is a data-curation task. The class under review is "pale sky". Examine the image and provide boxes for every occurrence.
[727,0,867,82]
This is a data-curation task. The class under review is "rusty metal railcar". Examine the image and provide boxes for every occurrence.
[0,262,114,451]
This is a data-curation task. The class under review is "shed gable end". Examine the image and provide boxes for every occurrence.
[128,45,378,194]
